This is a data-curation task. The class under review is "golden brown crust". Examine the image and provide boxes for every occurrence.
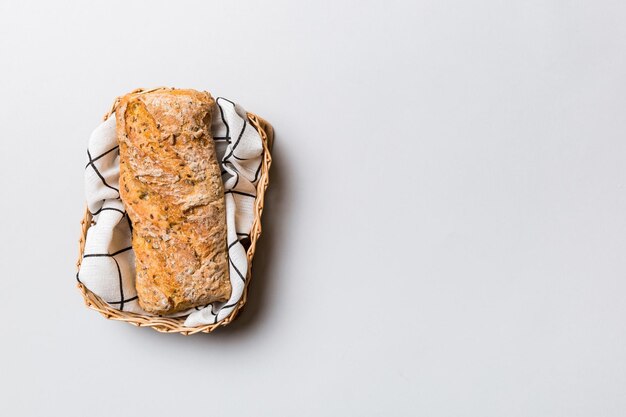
[116,88,231,315]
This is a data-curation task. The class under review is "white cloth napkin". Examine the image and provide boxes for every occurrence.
[77,96,264,327]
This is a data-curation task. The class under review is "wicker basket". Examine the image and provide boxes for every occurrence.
[76,88,273,335]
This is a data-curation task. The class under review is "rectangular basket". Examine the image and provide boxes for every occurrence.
[76,89,273,335]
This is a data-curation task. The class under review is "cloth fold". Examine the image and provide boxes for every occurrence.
[77,96,263,327]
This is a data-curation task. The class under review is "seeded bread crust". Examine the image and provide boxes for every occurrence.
[116,89,231,315]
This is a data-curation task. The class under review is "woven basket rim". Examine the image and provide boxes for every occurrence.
[76,87,273,335]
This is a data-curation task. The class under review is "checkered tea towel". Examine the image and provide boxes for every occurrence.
[77,97,264,327]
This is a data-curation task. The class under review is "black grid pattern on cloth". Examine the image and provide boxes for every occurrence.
[217,97,263,169]
[86,148,120,196]
[79,246,136,310]
[217,97,262,248]
[90,205,125,216]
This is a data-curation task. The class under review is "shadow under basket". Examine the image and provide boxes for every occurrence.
[76,89,274,335]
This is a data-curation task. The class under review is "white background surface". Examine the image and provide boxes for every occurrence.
[1,1,625,416]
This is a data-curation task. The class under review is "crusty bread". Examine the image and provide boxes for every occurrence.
[116,89,231,315]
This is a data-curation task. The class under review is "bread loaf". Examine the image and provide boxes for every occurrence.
[116,89,231,315]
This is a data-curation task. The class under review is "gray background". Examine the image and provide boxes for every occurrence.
[1,0,625,416]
